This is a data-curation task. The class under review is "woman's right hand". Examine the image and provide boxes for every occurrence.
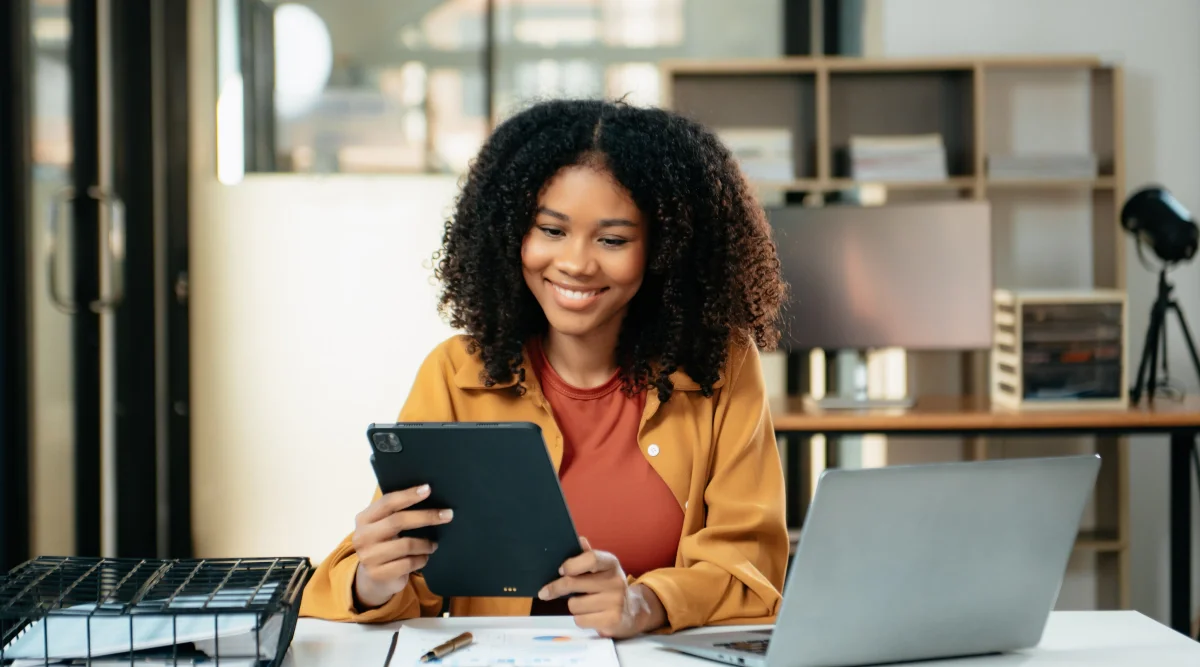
[352,484,453,610]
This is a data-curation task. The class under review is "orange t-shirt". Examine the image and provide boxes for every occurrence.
[529,339,683,579]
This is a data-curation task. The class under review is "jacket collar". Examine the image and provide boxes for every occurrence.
[452,341,725,392]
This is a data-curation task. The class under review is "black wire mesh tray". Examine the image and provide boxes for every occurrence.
[0,556,313,666]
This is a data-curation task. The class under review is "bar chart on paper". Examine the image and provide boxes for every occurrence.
[390,627,620,667]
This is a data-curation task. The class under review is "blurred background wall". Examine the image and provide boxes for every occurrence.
[863,0,1200,626]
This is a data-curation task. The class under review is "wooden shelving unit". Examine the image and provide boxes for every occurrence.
[662,55,1129,609]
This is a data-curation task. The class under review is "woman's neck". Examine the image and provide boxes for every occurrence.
[542,324,621,389]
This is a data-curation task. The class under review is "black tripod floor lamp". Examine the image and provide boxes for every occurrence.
[1121,186,1200,403]
[1121,186,1200,639]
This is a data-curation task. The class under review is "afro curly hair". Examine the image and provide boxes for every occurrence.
[434,98,787,403]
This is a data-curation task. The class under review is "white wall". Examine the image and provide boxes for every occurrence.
[189,1,458,561]
[866,0,1200,624]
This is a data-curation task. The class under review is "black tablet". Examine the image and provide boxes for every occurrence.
[366,421,582,598]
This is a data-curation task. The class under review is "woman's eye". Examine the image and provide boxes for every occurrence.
[600,237,629,247]
[539,226,565,238]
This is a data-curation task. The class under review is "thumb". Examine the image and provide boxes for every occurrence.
[579,536,592,551]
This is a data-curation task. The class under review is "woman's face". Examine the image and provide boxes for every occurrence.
[521,164,647,341]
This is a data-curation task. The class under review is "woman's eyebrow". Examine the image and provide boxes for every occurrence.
[536,207,636,229]
[536,206,569,221]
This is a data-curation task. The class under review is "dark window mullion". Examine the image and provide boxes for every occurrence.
[69,0,104,559]
[162,0,194,560]
[111,0,160,559]
[0,0,33,573]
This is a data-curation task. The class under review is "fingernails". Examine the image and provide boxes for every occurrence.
[538,587,549,600]
[439,509,454,520]
[558,566,564,576]
[417,484,430,497]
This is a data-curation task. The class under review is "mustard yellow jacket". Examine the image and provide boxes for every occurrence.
[299,335,789,632]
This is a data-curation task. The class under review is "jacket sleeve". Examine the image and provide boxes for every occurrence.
[298,341,460,622]
[633,344,789,631]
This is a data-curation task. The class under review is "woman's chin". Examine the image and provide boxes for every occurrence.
[544,315,601,338]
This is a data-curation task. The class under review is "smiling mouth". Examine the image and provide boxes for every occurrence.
[547,280,608,301]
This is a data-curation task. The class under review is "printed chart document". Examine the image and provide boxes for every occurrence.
[390,626,619,667]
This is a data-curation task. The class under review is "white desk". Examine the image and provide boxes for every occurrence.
[282,611,1200,666]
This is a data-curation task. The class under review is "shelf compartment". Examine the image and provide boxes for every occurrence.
[828,68,976,179]
[671,74,819,182]
[982,65,1118,180]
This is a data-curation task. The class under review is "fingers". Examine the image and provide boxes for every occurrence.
[539,566,628,600]
[567,591,620,615]
[573,610,625,637]
[387,508,454,535]
[358,484,432,525]
[366,555,431,582]
[358,537,438,568]
[353,497,452,552]
[560,547,618,577]
[353,509,449,552]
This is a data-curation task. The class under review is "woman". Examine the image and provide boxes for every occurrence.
[299,98,790,638]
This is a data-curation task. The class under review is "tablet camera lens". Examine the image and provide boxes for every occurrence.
[372,432,402,453]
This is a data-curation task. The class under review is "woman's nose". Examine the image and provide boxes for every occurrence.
[555,238,596,277]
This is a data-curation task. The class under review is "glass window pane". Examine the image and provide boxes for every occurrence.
[224,0,783,176]
[29,0,77,559]
[229,0,490,176]
[493,0,782,116]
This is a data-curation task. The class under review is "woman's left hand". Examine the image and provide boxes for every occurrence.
[537,537,667,638]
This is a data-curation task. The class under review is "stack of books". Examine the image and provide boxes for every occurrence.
[848,133,948,182]
[716,127,795,183]
[987,153,1098,180]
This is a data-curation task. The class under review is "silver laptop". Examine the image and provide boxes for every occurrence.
[651,454,1100,667]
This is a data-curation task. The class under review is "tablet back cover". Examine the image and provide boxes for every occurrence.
[367,422,581,598]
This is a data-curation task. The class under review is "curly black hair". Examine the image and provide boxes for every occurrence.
[434,98,786,402]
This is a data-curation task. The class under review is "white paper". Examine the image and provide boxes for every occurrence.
[1,605,279,662]
[388,627,620,667]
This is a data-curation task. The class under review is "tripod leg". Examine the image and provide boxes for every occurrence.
[1168,302,1200,389]
[1161,313,1171,379]
[1149,310,1162,401]
[1142,302,1166,402]
[1133,298,1165,402]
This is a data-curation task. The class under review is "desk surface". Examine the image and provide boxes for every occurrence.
[283,611,1200,666]
[771,395,1200,433]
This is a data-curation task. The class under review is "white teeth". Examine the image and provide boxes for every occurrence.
[552,284,600,300]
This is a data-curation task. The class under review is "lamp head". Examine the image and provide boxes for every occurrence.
[1120,186,1199,265]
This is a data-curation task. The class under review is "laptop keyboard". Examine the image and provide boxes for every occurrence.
[716,639,770,655]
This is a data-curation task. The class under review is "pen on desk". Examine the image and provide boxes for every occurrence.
[420,631,474,663]
[383,630,399,667]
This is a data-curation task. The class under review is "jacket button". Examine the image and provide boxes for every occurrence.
[647,444,660,457]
